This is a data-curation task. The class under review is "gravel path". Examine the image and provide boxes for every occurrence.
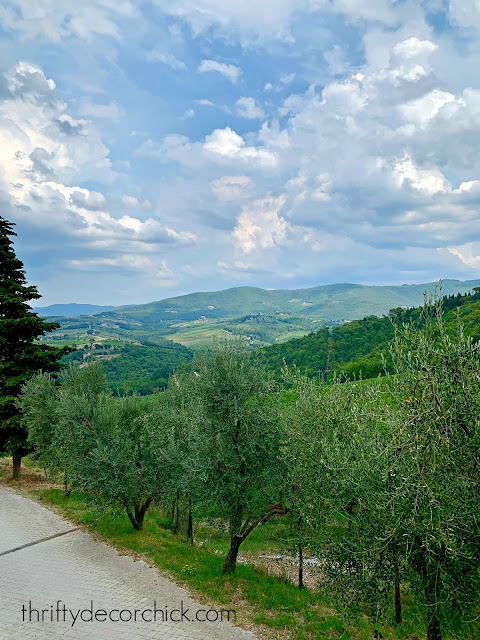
[0,486,255,640]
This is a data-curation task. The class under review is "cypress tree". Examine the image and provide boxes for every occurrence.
[0,216,70,478]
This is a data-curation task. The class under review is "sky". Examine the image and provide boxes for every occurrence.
[1,1,480,305]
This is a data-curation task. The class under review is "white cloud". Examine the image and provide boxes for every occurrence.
[393,37,437,59]
[280,73,295,85]
[448,0,480,30]
[0,62,197,294]
[198,59,241,83]
[69,255,175,282]
[156,0,305,45]
[0,62,114,188]
[393,156,449,195]
[0,0,138,41]
[447,243,480,269]
[117,216,196,244]
[236,97,264,119]
[210,175,252,200]
[233,196,288,253]
[146,49,186,69]
[203,127,276,166]
[401,89,455,126]
[121,195,151,209]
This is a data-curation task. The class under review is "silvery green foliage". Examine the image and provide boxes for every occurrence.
[160,367,202,503]
[287,297,480,638]
[284,367,394,613]
[190,340,286,572]
[384,297,480,636]
[18,373,59,470]
[23,365,170,530]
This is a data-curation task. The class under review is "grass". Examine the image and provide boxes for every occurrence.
[34,489,354,640]
[166,326,237,350]
[0,458,451,640]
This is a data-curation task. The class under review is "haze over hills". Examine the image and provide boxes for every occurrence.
[39,279,480,350]
[33,303,114,317]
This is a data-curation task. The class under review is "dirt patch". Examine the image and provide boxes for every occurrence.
[238,553,324,591]
[0,457,62,491]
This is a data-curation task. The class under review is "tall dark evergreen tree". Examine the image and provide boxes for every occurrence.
[0,216,69,478]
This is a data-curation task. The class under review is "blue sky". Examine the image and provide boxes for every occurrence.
[1,1,480,305]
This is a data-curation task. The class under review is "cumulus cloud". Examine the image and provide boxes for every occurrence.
[393,156,449,195]
[198,59,241,83]
[236,97,264,119]
[0,62,197,294]
[447,243,480,269]
[232,196,288,253]
[392,37,437,59]
[203,127,276,166]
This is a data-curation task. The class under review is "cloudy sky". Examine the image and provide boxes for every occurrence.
[1,1,480,305]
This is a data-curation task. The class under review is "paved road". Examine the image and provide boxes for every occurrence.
[0,486,255,640]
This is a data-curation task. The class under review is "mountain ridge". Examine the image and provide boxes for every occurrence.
[38,279,480,321]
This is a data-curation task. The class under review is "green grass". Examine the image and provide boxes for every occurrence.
[166,326,237,350]
[33,488,436,640]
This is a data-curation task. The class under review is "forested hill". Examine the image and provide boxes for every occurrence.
[64,340,193,395]
[254,289,480,380]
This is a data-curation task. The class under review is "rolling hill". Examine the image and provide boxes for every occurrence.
[38,279,480,351]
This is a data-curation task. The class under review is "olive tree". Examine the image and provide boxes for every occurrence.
[383,298,480,639]
[192,341,287,574]
[284,368,397,616]
[22,365,169,531]
[288,298,480,640]
[161,368,203,541]
[18,373,60,473]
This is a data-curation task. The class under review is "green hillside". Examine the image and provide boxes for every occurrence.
[255,288,480,381]
[64,340,193,395]
[39,279,480,350]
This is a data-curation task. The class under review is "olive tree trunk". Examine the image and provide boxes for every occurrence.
[12,454,22,480]
[187,498,194,545]
[222,534,243,574]
[125,498,152,531]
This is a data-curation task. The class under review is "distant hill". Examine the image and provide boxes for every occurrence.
[33,303,115,317]
[254,288,480,381]
[39,279,480,350]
